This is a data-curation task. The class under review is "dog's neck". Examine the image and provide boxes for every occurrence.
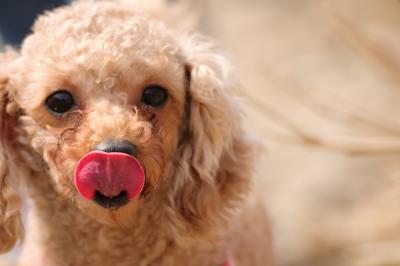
[18,173,202,266]
[15,136,252,266]
[19,171,230,266]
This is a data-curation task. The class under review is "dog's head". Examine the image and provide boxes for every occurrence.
[0,1,256,251]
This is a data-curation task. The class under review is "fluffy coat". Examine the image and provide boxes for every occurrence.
[0,1,273,265]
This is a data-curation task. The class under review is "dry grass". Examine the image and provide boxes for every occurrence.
[2,0,400,265]
[199,0,400,265]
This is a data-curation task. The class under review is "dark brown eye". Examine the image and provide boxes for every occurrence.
[141,85,168,107]
[45,90,75,115]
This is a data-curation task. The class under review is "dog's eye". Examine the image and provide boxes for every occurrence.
[45,90,75,115]
[141,85,168,107]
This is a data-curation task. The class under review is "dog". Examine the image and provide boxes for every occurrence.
[0,1,273,265]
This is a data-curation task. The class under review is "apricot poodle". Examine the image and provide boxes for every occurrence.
[0,1,273,265]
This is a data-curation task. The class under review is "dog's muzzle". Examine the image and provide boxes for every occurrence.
[74,139,145,209]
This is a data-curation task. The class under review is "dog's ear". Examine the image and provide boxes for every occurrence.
[171,36,257,242]
[0,49,23,253]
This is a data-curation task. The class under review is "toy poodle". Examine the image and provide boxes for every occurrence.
[0,1,273,265]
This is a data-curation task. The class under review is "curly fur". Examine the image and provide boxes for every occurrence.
[0,48,24,253]
[0,1,273,265]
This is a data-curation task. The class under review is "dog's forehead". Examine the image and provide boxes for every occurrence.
[21,1,181,71]
[13,2,187,111]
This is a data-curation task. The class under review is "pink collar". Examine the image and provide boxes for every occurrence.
[223,256,234,266]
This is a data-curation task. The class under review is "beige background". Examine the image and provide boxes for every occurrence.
[197,1,400,266]
[2,1,400,265]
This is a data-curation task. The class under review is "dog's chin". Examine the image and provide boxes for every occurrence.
[76,196,143,227]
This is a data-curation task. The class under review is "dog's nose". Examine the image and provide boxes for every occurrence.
[89,139,140,209]
[94,139,138,157]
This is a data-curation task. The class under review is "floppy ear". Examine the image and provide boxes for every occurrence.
[170,35,257,242]
[0,49,23,253]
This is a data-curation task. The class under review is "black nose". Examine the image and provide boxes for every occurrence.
[94,139,138,157]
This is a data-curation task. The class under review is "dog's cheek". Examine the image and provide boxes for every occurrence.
[42,146,76,196]
[138,141,165,189]
[14,117,62,179]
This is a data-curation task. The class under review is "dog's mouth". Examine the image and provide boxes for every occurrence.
[93,190,129,209]
[74,151,145,209]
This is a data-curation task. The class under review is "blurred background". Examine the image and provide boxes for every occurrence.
[2,0,400,266]
[199,1,400,265]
